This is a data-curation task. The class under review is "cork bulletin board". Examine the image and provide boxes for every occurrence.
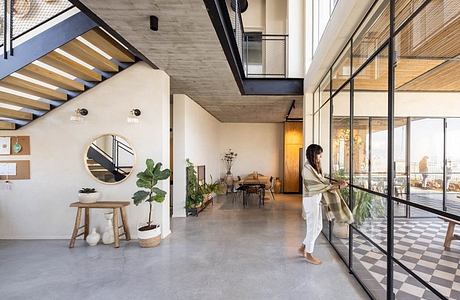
[0,136,30,156]
[0,160,31,180]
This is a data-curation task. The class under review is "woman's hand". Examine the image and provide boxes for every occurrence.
[339,180,348,189]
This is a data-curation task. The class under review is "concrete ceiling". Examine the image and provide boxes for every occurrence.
[78,0,302,123]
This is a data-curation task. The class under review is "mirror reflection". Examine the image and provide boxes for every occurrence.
[85,134,135,184]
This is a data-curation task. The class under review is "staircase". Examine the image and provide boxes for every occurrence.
[0,10,137,130]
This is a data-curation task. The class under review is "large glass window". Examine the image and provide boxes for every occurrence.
[320,101,331,177]
[312,1,460,298]
[352,0,390,73]
[353,48,389,191]
[332,43,351,93]
[331,84,350,180]
[320,72,331,106]
[409,118,444,214]
[446,118,460,215]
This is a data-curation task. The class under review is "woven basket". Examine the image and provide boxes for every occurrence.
[139,235,161,248]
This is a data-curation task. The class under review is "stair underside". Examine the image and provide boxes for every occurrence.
[0,27,136,130]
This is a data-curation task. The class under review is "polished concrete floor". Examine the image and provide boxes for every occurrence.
[0,194,368,300]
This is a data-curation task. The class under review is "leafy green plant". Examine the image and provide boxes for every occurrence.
[332,168,385,225]
[79,188,97,193]
[200,175,220,195]
[132,159,171,229]
[353,190,385,226]
[186,159,204,208]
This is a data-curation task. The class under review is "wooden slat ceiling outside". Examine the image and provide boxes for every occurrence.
[328,0,460,93]
[0,27,135,130]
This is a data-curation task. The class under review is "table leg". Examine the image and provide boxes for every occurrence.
[444,222,455,248]
[113,208,120,248]
[69,207,82,248]
[120,207,131,241]
[84,208,89,240]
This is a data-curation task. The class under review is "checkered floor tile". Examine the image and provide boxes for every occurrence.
[341,219,460,299]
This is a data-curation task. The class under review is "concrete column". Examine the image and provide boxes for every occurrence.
[172,95,187,218]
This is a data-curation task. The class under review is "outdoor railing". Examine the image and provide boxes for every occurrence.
[1,0,73,58]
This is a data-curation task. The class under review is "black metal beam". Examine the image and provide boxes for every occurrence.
[0,12,97,80]
[204,0,246,94]
[244,78,303,95]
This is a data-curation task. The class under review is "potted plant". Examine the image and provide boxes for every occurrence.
[132,159,171,248]
[78,187,101,203]
[186,159,204,215]
[203,176,220,200]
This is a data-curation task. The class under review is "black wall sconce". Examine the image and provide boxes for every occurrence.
[70,108,89,122]
[127,108,142,123]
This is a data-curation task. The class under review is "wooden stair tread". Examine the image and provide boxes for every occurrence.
[82,28,135,63]
[0,76,67,101]
[40,51,102,82]
[17,64,85,91]
[0,107,33,120]
[0,91,50,111]
[0,121,16,130]
[60,39,119,72]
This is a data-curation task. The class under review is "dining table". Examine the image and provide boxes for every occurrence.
[237,179,267,207]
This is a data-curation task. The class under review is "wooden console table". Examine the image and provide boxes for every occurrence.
[69,201,131,248]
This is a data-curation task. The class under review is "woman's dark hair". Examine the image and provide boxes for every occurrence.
[306,144,323,174]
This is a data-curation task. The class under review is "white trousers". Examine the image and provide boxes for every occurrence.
[302,194,323,253]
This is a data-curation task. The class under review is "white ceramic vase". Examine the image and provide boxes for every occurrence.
[102,212,114,245]
[86,228,100,246]
[78,192,101,204]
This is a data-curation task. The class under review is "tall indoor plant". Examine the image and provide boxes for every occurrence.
[132,159,171,248]
[186,159,204,211]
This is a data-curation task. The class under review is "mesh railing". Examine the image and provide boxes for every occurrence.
[1,0,73,53]
[243,33,288,78]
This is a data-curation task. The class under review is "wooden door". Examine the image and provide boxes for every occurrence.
[284,122,303,193]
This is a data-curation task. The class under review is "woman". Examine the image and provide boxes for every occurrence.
[299,144,351,265]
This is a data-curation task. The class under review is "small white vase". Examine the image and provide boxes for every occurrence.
[86,228,100,246]
[102,212,114,245]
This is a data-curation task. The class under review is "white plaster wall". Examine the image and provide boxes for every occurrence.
[219,123,283,179]
[172,95,221,217]
[0,62,171,239]
[266,0,287,34]
[287,0,305,78]
[242,0,265,31]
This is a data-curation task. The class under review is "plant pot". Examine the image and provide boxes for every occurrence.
[137,225,161,248]
[191,202,202,208]
[78,192,101,203]
[333,222,349,239]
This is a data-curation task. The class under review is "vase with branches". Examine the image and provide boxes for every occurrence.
[222,149,237,175]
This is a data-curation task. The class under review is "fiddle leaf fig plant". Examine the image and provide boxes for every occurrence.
[132,159,171,228]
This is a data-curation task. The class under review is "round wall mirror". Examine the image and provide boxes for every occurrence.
[85,134,135,184]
